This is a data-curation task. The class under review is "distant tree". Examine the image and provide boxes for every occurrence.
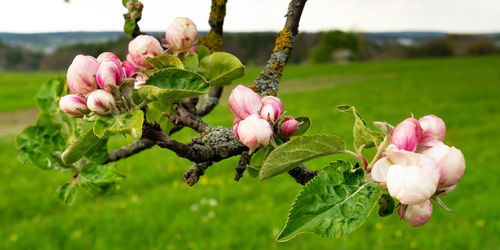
[465,37,497,55]
[310,30,360,63]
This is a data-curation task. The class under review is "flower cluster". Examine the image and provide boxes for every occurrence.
[59,53,133,117]
[371,115,466,226]
[229,85,301,152]
[59,17,199,117]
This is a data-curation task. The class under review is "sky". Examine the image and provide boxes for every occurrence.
[2,0,500,33]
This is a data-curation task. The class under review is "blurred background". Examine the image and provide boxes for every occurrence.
[1,0,499,249]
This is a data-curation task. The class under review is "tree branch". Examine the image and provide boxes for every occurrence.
[288,164,319,186]
[251,0,307,96]
[105,138,155,163]
[184,162,213,186]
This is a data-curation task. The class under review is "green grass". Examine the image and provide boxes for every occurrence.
[0,72,62,112]
[1,56,500,249]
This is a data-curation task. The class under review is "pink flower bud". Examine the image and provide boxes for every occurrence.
[398,200,433,227]
[122,61,136,78]
[96,61,124,91]
[87,90,116,115]
[59,94,89,118]
[281,116,300,136]
[96,52,124,79]
[235,114,273,150]
[260,96,284,123]
[419,115,446,142]
[127,35,164,70]
[66,55,98,94]
[391,118,423,151]
[232,118,241,138]
[418,140,465,188]
[228,85,262,120]
[165,17,198,52]
[371,149,440,205]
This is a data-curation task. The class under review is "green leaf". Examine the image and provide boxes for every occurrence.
[123,18,136,38]
[247,146,273,178]
[198,52,245,86]
[260,135,346,180]
[146,55,184,70]
[277,160,382,241]
[36,77,66,113]
[78,163,122,194]
[146,101,174,133]
[16,124,67,170]
[61,128,101,165]
[337,105,383,148]
[293,117,311,136]
[56,182,78,206]
[195,45,210,60]
[181,54,199,71]
[85,139,109,164]
[93,109,144,139]
[138,68,210,103]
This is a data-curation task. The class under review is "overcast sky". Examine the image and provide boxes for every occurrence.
[2,0,499,33]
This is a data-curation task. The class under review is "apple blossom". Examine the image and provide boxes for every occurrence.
[96,52,124,79]
[96,61,124,91]
[228,85,262,120]
[66,55,98,94]
[371,149,440,204]
[59,95,89,118]
[419,140,465,187]
[122,61,136,78]
[87,90,116,115]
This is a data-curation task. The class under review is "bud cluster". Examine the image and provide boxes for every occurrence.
[59,52,135,117]
[371,115,466,226]
[228,85,302,152]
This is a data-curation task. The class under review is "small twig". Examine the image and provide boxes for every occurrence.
[105,138,155,163]
[234,151,250,181]
[183,162,213,186]
[288,164,319,186]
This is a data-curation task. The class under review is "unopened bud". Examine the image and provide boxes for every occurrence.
[419,140,465,188]
[165,17,198,52]
[66,55,98,94]
[228,85,262,120]
[419,115,446,142]
[122,61,136,78]
[260,96,284,124]
[398,200,433,227]
[96,61,124,91]
[59,94,89,118]
[87,90,116,115]
[127,35,164,70]
[235,114,273,150]
[391,118,423,151]
[281,116,300,136]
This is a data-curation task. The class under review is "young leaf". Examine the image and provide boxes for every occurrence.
[146,55,184,70]
[277,160,382,241]
[93,109,144,139]
[337,105,383,148]
[146,101,174,133]
[293,117,311,136]
[61,128,101,165]
[181,54,199,71]
[85,139,109,164]
[78,163,123,194]
[378,194,395,217]
[56,182,78,206]
[260,135,345,180]
[247,146,274,178]
[16,124,67,170]
[123,18,136,38]
[138,68,210,103]
[195,45,210,60]
[36,77,66,113]
[198,52,245,86]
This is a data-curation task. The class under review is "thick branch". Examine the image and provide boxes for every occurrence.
[197,86,224,116]
[251,0,307,96]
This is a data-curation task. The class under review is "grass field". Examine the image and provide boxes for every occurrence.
[1,56,499,249]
